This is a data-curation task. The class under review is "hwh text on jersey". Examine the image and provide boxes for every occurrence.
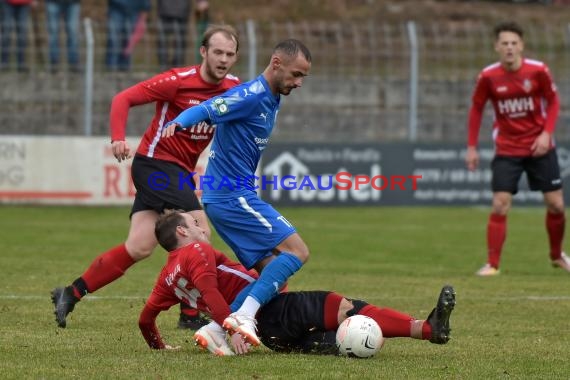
[497,97,534,116]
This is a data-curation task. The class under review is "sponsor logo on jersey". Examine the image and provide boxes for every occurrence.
[190,135,210,140]
[188,99,201,105]
[186,122,215,139]
[497,96,534,115]
[497,86,508,93]
[255,136,269,151]
[259,112,268,122]
[255,137,269,145]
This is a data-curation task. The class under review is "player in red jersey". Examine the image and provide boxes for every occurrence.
[51,25,241,328]
[465,21,569,276]
[139,210,456,356]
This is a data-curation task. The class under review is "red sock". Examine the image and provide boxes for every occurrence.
[358,305,416,338]
[79,244,136,294]
[546,211,565,260]
[323,292,344,330]
[487,214,507,268]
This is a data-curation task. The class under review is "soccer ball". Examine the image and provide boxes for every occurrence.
[336,315,384,358]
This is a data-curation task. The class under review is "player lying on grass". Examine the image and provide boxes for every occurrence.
[138,210,456,355]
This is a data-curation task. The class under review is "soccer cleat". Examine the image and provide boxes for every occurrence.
[475,263,500,276]
[222,313,261,347]
[551,252,570,272]
[51,287,79,328]
[427,285,456,344]
[194,326,235,356]
[177,312,211,330]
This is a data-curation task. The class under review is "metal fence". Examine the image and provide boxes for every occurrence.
[2,18,570,143]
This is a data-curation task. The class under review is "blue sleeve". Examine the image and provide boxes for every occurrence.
[204,91,260,125]
[168,104,210,130]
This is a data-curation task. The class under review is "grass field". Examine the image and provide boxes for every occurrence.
[1,205,569,379]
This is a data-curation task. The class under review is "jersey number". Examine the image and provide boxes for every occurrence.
[173,277,201,308]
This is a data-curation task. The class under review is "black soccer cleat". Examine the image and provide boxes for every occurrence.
[51,287,78,328]
[427,285,456,344]
[177,312,211,330]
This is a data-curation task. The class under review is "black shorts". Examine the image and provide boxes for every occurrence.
[130,154,202,217]
[257,291,338,355]
[491,149,562,194]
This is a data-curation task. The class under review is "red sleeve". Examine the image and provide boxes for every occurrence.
[185,244,232,326]
[109,84,151,141]
[138,271,179,349]
[467,73,489,147]
[194,275,232,326]
[109,72,179,141]
[539,67,560,134]
[138,303,165,349]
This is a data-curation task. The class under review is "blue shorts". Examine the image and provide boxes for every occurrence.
[204,195,297,269]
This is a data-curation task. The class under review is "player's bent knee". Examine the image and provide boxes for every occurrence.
[293,248,309,264]
[124,244,154,261]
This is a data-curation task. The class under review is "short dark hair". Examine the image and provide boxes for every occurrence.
[273,39,312,63]
[201,24,240,53]
[494,21,524,40]
[155,210,188,252]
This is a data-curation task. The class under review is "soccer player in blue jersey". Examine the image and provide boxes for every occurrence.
[161,39,312,346]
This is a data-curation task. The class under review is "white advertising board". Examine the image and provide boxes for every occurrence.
[0,136,209,205]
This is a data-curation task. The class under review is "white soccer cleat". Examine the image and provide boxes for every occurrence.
[194,324,235,356]
[551,252,570,273]
[222,313,261,347]
[475,263,500,277]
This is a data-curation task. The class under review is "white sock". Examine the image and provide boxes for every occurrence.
[236,296,261,317]
[206,321,224,333]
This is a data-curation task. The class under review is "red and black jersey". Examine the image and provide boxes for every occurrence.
[109,65,240,172]
[467,58,559,156]
[138,242,257,349]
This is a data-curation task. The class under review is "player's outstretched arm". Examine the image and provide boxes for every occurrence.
[161,105,210,138]
[139,304,168,349]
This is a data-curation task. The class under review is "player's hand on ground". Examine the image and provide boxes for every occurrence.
[161,122,181,138]
[164,344,181,351]
[230,332,251,355]
[465,147,480,171]
[111,140,132,163]
[531,131,550,157]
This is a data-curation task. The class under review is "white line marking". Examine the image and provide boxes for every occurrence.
[1,295,145,300]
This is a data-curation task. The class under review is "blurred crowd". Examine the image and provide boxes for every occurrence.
[0,0,210,73]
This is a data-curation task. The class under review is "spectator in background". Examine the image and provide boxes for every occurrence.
[156,0,191,71]
[194,0,209,62]
[45,0,80,73]
[1,0,35,72]
[105,0,150,71]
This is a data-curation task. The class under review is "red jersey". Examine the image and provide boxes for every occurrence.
[109,65,240,172]
[139,241,257,349]
[467,58,559,156]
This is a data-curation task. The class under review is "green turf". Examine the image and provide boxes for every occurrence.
[1,205,569,379]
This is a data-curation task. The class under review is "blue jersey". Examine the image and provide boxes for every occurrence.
[171,74,280,203]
